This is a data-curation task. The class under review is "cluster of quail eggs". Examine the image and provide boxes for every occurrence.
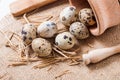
[58,6,96,48]
[21,21,57,57]
[60,6,96,40]
[21,6,96,57]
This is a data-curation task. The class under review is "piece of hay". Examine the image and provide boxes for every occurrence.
[69,61,81,66]
[55,70,71,79]
[9,58,41,62]
[0,73,7,79]
[8,62,28,67]
[54,45,77,55]
[33,59,60,69]
[53,47,69,58]
[47,66,53,71]
[5,33,14,47]
[87,43,94,48]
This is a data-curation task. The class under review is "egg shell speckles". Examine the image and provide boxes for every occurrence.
[69,22,89,39]
[21,23,37,45]
[37,21,58,38]
[55,32,76,50]
[32,38,52,57]
[79,8,96,26]
[60,6,77,26]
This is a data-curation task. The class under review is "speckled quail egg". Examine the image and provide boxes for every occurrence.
[79,8,96,26]
[55,32,76,50]
[37,21,58,38]
[21,23,37,45]
[69,22,89,39]
[60,6,77,26]
[32,38,52,57]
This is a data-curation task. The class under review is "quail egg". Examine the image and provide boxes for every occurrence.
[69,22,89,39]
[32,38,52,57]
[55,32,76,50]
[37,21,58,38]
[79,8,96,26]
[60,6,77,26]
[21,23,37,45]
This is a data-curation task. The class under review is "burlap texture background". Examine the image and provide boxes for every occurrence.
[0,1,120,80]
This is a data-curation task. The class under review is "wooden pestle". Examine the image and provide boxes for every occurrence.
[10,0,57,16]
[82,44,120,65]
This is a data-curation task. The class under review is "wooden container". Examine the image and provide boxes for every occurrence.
[69,0,120,36]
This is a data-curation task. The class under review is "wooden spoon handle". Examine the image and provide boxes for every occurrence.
[83,44,120,65]
[10,0,57,16]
